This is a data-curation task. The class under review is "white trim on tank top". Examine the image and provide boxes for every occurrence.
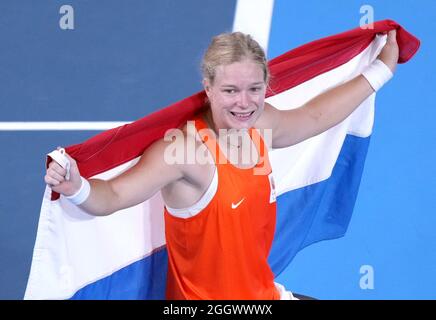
[165,166,218,218]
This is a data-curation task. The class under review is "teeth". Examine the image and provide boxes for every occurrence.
[231,111,253,118]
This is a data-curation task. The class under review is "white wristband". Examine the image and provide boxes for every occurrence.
[65,177,91,205]
[361,59,393,92]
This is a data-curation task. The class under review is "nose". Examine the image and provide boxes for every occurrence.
[236,91,250,109]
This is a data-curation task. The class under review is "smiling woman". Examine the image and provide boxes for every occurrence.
[162,33,284,297]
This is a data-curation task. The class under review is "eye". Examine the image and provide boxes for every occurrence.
[223,89,236,94]
[250,87,262,92]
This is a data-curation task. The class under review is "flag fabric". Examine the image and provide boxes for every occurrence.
[25,20,419,300]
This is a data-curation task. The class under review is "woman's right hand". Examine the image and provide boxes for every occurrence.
[377,29,399,73]
[44,148,83,196]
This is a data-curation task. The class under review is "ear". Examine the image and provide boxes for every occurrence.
[203,79,212,97]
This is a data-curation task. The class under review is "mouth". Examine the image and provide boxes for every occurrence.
[229,110,255,121]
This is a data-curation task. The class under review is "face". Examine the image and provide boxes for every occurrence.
[203,59,266,131]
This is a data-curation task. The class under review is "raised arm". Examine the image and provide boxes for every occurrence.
[266,30,399,149]
[45,137,185,216]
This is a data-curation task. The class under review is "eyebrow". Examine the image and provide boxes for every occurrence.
[220,82,264,88]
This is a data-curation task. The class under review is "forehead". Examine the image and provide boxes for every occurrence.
[214,60,264,85]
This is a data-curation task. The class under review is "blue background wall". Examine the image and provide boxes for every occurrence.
[0,0,434,299]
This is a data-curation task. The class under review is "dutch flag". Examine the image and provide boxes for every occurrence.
[25,20,419,300]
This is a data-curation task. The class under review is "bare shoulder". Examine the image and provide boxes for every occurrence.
[255,102,280,130]
[144,121,214,186]
[134,135,185,185]
[140,123,191,173]
[159,120,216,208]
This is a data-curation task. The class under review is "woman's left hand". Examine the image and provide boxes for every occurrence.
[377,29,399,74]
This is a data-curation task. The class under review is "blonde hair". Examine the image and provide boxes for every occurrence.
[201,32,269,85]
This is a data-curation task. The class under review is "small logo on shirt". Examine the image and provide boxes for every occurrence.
[231,198,245,209]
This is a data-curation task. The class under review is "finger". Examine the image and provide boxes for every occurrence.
[388,29,397,42]
[45,175,61,187]
[48,164,67,176]
[47,168,66,182]
[48,161,66,172]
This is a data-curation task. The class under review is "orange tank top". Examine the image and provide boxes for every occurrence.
[164,116,280,300]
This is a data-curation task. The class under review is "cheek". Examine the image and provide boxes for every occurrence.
[210,99,230,118]
[211,94,233,109]
[250,95,265,109]
[255,90,266,101]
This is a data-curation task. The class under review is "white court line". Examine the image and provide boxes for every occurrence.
[4,1,274,131]
[232,0,275,52]
[0,122,130,131]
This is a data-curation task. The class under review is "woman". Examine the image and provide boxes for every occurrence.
[45,30,399,299]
